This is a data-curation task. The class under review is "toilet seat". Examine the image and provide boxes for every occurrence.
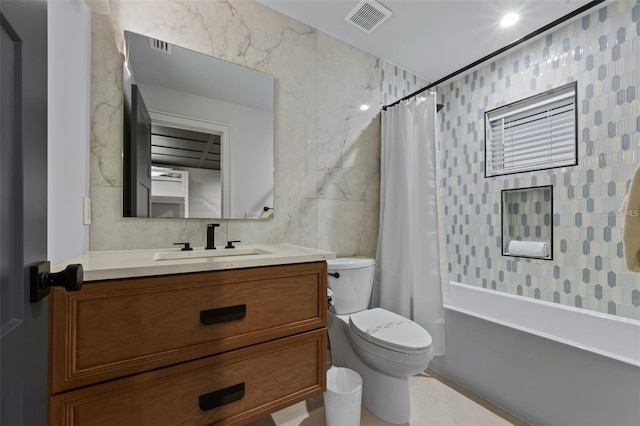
[349,308,433,354]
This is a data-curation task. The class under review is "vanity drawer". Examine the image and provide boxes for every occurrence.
[50,262,327,393]
[50,329,327,426]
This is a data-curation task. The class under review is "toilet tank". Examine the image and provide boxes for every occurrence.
[327,257,375,315]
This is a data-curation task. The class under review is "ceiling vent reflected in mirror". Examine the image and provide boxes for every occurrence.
[345,0,392,34]
[150,38,172,54]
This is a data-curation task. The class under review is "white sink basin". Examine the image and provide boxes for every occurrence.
[153,247,273,261]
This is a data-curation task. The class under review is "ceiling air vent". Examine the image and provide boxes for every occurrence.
[149,38,173,54]
[345,0,392,33]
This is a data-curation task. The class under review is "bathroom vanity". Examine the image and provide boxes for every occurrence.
[48,244,333,425]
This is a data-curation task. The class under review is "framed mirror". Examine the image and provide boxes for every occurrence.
[122,30,274,219]
[501,185,553,260]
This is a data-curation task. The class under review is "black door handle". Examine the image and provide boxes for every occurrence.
[199,383,245,411]
[200,304,246,325]
[30,261,83,303]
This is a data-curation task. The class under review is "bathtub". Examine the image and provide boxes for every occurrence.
[430,281,640,426]
[443,281,640,367]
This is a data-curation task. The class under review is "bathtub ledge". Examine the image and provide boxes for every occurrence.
[444,281,640,368]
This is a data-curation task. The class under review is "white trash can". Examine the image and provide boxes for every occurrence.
[323,366,362,426]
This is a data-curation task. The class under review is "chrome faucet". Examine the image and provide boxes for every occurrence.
[206,224,220,249]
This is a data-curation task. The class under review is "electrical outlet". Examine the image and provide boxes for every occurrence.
[83,197,91,225]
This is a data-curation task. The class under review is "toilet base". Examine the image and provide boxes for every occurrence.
[352,357,411,424]
[328,314,413,424]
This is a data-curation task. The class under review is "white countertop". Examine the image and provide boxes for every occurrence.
[53,244,336,282]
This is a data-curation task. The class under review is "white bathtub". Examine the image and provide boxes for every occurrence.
[444,281,640,367]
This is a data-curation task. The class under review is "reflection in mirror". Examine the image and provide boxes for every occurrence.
[501,185,553,260]
[150,124,220,218]
[122,30,274,219]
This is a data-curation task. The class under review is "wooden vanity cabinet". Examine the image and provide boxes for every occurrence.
[49,261,328,426]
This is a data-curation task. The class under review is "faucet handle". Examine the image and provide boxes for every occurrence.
[174,242,193,251]
[225,240,241,249]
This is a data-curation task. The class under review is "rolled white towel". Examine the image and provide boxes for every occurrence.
[507,240,550,258]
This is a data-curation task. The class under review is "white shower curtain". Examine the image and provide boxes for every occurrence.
[375,94,446,355]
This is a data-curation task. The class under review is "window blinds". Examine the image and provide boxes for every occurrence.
[485,82,577,177]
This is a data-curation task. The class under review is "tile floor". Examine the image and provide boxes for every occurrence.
[248,369,529,426]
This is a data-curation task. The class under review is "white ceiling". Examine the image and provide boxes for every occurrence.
[258,0,599,85]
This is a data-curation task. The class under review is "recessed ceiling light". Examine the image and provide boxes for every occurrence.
[500,12,519,28]
[360,104,370,111]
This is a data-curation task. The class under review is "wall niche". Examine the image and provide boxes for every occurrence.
[501,185,553,260]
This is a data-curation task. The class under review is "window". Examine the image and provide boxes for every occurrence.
[485,82,577,177]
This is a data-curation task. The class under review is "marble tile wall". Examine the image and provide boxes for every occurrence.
[89,0,385,257]
[437,0,640,320]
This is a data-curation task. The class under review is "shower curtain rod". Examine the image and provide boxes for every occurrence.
[381,0,605,111]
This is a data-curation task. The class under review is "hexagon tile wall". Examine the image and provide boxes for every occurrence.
[437,0,640,320]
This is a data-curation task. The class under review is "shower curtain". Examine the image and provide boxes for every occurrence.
[375,94,446,355]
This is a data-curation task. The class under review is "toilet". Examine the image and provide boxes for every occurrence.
[327,257,434,424]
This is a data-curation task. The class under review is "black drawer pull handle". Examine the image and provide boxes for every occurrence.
[200,304,246,325]
[199,383,245,411]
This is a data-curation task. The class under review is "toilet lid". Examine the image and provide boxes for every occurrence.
[349,308,432,352]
